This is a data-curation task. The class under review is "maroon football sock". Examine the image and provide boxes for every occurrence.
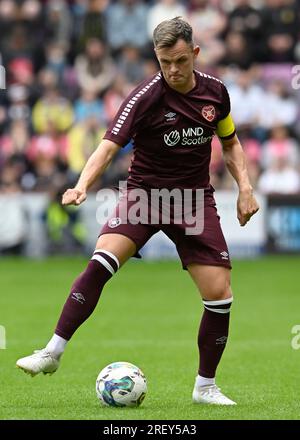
[198,297,233,378]
[55,251,119,340]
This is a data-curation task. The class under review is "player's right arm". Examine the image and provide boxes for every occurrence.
[62,139,121,206]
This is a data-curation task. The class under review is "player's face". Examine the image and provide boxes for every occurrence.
[155,39,200,94]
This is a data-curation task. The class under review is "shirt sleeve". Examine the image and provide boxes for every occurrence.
[103,73,162,147]
[219,82,231,119]
[216,83,236,139]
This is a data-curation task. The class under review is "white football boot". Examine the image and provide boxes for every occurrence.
[16,349,59,377]
[192,384,236,405]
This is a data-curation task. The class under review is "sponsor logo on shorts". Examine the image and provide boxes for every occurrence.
[220,251,229,260]
[164,126,213,147]
[108,217,122,228]
[202,105,216,122]
[72,292,85,304]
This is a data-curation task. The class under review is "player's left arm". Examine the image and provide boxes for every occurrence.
[216,113,259,227]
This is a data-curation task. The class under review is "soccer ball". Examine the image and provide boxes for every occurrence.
[95,361,147,407]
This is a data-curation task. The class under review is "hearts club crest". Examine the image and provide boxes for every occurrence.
[202,105,216,122]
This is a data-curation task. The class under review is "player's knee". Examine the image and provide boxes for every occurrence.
[201,280,232,301]
[203,290,232,302]
[96,234,136,266]
[201,279,233,311]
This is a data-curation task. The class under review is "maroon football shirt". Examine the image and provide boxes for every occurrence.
[104,70,232,190]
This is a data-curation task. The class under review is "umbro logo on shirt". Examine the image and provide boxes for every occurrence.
[164,112,177,121]
[220,251,229,260]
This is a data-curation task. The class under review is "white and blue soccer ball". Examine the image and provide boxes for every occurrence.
[96,361,147,407]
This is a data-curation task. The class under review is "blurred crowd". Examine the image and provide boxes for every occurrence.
[1,0,300,200]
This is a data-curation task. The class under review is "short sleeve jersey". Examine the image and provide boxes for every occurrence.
[104,70,235,190]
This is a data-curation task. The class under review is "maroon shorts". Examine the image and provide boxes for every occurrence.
[99,188,231,270]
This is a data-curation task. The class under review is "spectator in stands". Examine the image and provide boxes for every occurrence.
[24,142,67,193]
[27,121,68,165]
[0,119,30,194]
[44,42,68,83]
[226,0,263,61]
[220,31,254,69]
[0,2,43,70]
[256,80,298,130]
[6,84,31,126]
[117,45,146,85]
[258,156,300,194]
[45,0,72,48]
[32,85,74,134]
[67,116,106,177]
[6,56,38,106]
[35,68,60,100]
[148,0,186,39]
[0,119,30,161]
[261,125,300,170]
[74,0,108,53]
[187,0,227,67]
[0,0,17,49]
[260,0,298,62]
[3,24,36,84]
[227,68,264,129]
[74,88,106,124]
[107,0,149,52]
[20,0,45,44]
[103,74,133,124]
[74,38,116,95]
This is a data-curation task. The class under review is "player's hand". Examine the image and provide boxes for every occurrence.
[62,188,87,206]
[237,189,259,227]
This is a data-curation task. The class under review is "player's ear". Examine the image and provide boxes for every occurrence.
[193,46,200,58]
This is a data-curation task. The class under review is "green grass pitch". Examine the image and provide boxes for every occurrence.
[0,256,300,420]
